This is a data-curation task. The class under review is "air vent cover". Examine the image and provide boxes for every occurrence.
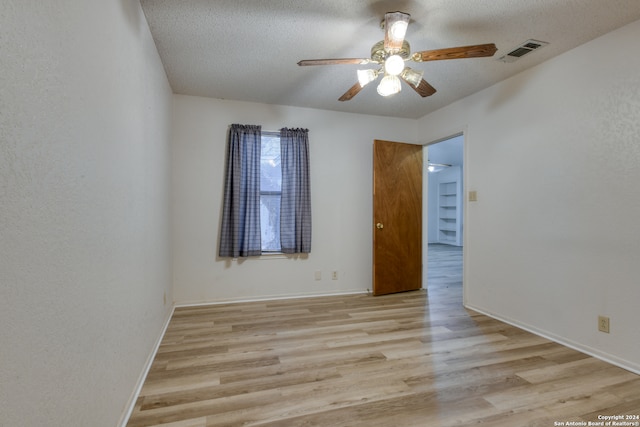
[498,39,549,63]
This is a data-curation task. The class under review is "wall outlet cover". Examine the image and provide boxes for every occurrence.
[598,315,610,333]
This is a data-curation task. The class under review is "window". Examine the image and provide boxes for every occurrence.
[219,124,310,258]
[260,133,282,252]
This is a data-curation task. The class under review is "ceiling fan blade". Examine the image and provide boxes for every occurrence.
[383,11,411,52]
[338,82,364,102]
[412,43,498,62]
[402,77,437,97]
[297,58,371,66]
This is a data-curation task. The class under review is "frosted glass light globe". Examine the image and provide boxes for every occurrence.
[384,55,404,76]
[377,75,401,97]
[389,21,409,42]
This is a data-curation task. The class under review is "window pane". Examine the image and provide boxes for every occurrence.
[261,135,281,192]
[261,134,281,252]
[260,194,281,251]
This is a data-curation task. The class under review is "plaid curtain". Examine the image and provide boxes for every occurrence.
[279,128,312,254]
[218,124,262,257]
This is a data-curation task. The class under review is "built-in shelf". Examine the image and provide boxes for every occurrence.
[436,168,462,246]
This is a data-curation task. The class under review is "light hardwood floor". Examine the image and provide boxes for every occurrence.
[127,245,640,426]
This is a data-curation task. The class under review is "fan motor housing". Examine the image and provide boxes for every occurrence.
[371,40,411,62]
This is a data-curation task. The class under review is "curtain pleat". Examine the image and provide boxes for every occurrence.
[219,124,262,257]
[279,128,312,254]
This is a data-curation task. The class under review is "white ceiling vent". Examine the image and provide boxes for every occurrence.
[498,39,549,63]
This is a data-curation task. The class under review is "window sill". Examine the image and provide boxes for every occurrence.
[258,252,309,260]
[258,252,288,259]
[224,252,308,261]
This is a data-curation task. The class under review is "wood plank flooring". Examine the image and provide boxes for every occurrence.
[127,245,640,426]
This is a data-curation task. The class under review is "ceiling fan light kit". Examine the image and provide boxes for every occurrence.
[297,11,498,102]
[428,162,452,173]
[401,67,424,87]
[357,69,379,87]
[383,54,405,76]
[383,11,411,52]
[377,74,402,97]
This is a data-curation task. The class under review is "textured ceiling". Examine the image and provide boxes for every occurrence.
[140,0,640,119]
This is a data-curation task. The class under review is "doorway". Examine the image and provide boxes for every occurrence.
[423,134,464,299]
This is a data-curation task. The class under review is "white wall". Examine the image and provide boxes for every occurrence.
[418,20,640,372]
[172,95,418,303]
[0,1,173,426]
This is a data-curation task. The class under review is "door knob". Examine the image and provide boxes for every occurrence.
[376,223,384,229]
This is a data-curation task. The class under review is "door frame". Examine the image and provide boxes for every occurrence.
[422,130,468,306]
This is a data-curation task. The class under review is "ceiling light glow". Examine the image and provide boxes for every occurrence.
[383,11,411,52]
[377,75,402,97]
[357,69,378,87]
[389,21,408,42]
[384,55,405,76]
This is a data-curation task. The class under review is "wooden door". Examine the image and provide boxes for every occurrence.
[373,140,423,296]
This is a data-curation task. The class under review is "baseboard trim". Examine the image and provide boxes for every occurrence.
[465,303,640,376]
[174,290,369,308]
[118,305,175,427]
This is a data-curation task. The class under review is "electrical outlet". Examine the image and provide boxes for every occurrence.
[331,271,338,280]
[598,315,610,333]
[314,271,322,281]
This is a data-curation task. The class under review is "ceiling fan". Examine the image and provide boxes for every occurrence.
[297,11,497,101]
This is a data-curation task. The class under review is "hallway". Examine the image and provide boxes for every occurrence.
[427,243,463,290]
